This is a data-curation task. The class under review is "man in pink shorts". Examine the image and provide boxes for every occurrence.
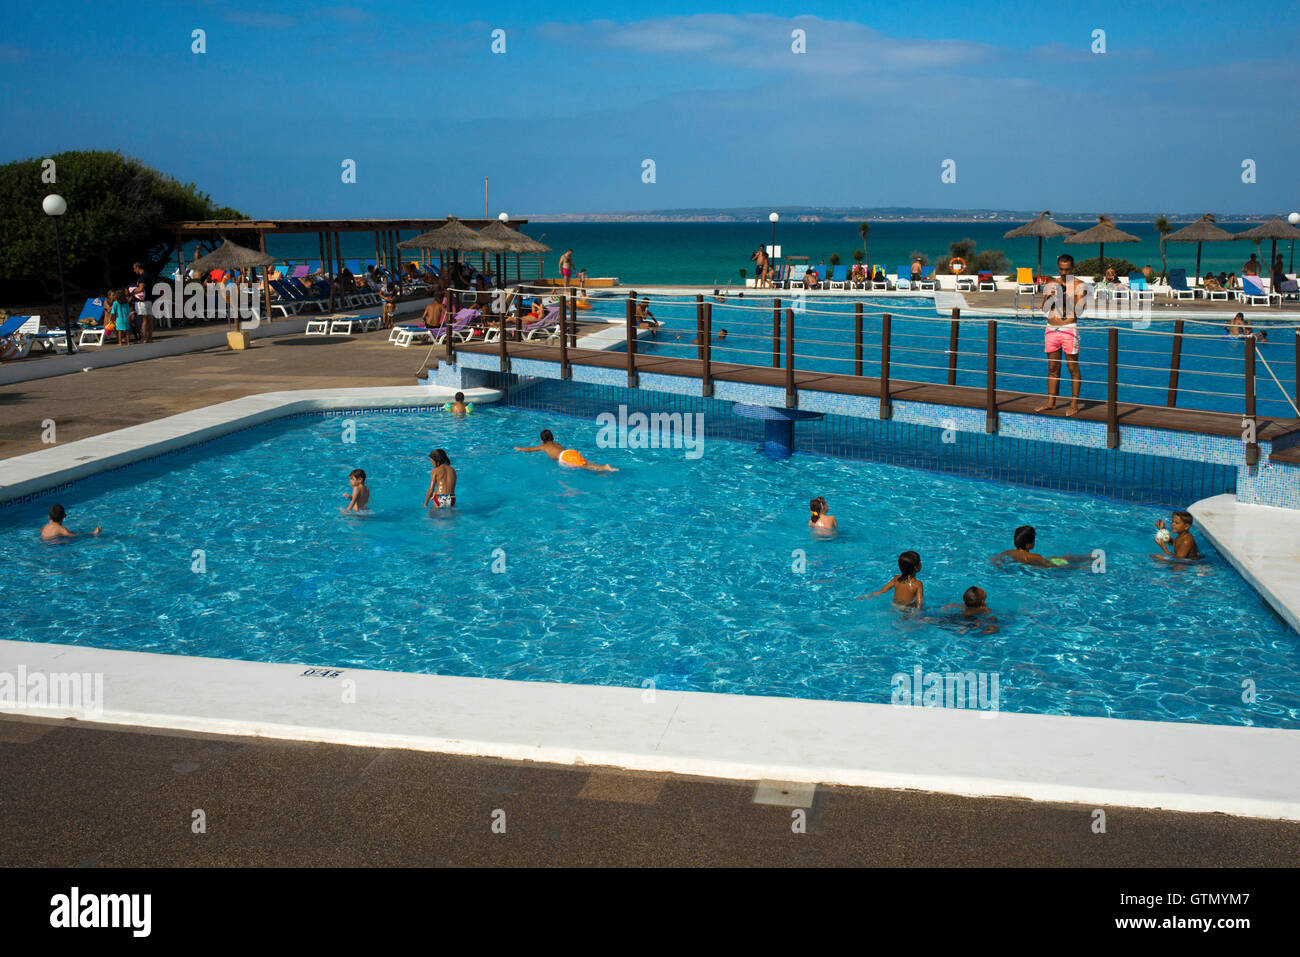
[1034,253,1086,416]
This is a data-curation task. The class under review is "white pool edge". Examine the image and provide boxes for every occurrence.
[1190,494,1300,634]
[4,388,1300,821]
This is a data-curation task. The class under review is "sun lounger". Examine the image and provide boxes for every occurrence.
[522,306,562,342]
[1239,276,1274,306]
[1279,275,1300,301]
[389,323,434,347]
[786,265,808,289]
[1127,274,1155,303]
[0,314,38,359]
[828,265,848,289]
[435,308,482,344]
[329,314,381,335]
[894,266,911,291]
[1168,269,1197,301]
[977,271,996,292]
[1016,268,1035,296]
[13,315,70,352]
[917,266,937,291]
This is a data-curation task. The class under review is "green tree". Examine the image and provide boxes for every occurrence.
[829,252,841,266]
[1154,215,1172,282]
[1074,256,1139,279]
[852,248,864,264]
[859,221,870,267]
[0,150,244,303]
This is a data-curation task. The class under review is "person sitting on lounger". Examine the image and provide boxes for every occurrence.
[802,269,819,290]
[514,429,617,472]
[1204,274,1225,294]
[911,260,924,283]
[41,504,100,540]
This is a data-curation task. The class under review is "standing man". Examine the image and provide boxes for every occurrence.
[558,249,575,294]
[132,262,158,343]
[1034,253,1086,417]
[752,246,769,288]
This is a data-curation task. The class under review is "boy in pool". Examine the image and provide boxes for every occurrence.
[40,504,100,541]
[424,449,457,508]
[940,586,999,635]
[808,496,838,534]
[447,391,471,414]
[1153,510,1200,561]
[861,550,924,607]
[992,525,1088,568]
[344,469,370,512]
[514,429,617,472]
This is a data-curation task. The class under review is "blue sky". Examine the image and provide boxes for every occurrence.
[3,0,1298,218]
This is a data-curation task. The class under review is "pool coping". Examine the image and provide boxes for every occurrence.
[1190,494,1300,634]
[3,638,1300,820]
[3,386,1299,821]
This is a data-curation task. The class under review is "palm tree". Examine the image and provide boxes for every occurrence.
[1154,215,1171,282]
[859,222,870,269]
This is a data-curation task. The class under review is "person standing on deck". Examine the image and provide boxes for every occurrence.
[752,247,769,288]
[558,249,575,294]
[1034,253,1086,417]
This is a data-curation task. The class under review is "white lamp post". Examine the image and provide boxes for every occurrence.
[1289,212,1299,272]
[42,194,75,354]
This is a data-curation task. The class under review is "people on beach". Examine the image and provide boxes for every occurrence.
[1153,510,1200,561]
[861,551,924,607]
[424,448,458,508]
[344,469,370,512]
[41,504,99,540]
[514,429,617,472]
[1034,253,1086,417]
[808,496,838,535]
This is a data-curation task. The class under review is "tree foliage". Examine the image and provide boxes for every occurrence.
[934,237,1013,276]
[0,150,244,302]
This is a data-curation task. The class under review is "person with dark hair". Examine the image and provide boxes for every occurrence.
[132,262,158,343]
[1153,509,1200,560]
[1034,253,1085,417]
[514,429,617,472]
[808,496,837,534]
[938,586,999,634]
[344,469,370,512]
[993,525,1089,568]
[41,504,99,540]
[424,449,457,508]
[861,550,924,606]
[380,280,397,329]
[1243,253,1260,277]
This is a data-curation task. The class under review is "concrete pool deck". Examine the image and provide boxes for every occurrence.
[1191,494,1300,633]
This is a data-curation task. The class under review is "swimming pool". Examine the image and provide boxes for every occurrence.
[3,402,1297,728]
[576,294,1297,419]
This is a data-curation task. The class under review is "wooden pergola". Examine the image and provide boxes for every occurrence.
[163,218,540,311]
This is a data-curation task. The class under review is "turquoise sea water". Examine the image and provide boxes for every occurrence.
[260,221,1291,287]
[4,406,1296,728]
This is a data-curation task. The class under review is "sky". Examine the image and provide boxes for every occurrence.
[3,0,1298,219]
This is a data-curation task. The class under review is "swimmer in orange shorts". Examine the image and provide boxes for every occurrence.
[513,429,617,472]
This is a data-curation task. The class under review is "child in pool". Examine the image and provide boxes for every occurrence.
[1153,510,1200,561]
[862,550,924,607]
[992,525,1088,568]
[344,469,370,511]
[424,448,458,508]
[40,504,100,541]
[808,496,838,534]
[446,391,472,414]
[941,586,999,635]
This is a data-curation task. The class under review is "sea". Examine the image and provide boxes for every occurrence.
[259,221,1286,286]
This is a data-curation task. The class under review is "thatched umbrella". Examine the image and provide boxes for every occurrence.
[1064,216,1140,277]
[1165,214,1235,283]
[479,220,552,285]
[1234,217,1300,283]
[189,239,275,326]
[1003,211,1075,280]
[399,217,511,279]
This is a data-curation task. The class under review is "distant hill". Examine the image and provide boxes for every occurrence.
[522,206,1276,223]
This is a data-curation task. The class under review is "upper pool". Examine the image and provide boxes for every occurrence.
[572,293,1297,419]
[3,403,1296,728]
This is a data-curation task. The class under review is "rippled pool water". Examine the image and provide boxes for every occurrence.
[3,404,1296,727]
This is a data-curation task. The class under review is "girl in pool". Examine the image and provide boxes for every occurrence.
[808,496,838,535]
[423,449,457,509]
[861,550,923,607]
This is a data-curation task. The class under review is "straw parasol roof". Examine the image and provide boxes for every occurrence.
[1165,214,1235,280]
[1064,216,1140,276]
[189,239,273,274]
[479,220,552,253]
[1003,211,1075,278]
[398,216,512,253]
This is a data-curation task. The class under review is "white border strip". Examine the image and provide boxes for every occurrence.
[4,639,1300,820]
[0,386,501,503]
[1191,494,1300,633]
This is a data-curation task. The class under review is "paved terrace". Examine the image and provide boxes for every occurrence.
[2,714,1296,866]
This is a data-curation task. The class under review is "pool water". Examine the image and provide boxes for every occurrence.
[577,294,1297,419]
[3,403,1297,728]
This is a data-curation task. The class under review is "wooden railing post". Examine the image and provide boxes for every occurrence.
[696,294,705,362]
[985,319,997,433]
[1166,318,1184,408]
[569,295,577,348]
[772,298,781,368]
[702,302,713,397]
[785,307,796,408]
[1245,335,1259,466]
[445,286,455,364]
[879,312,893,420]
[625,292,638,388]
[1106,327,1119,449]
[558,294,570,380]
[948,307,959,386]
[854,301,863,377]
[498,295,509,373]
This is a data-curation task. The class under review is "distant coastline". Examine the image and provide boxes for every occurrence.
[521,208,1278,224]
